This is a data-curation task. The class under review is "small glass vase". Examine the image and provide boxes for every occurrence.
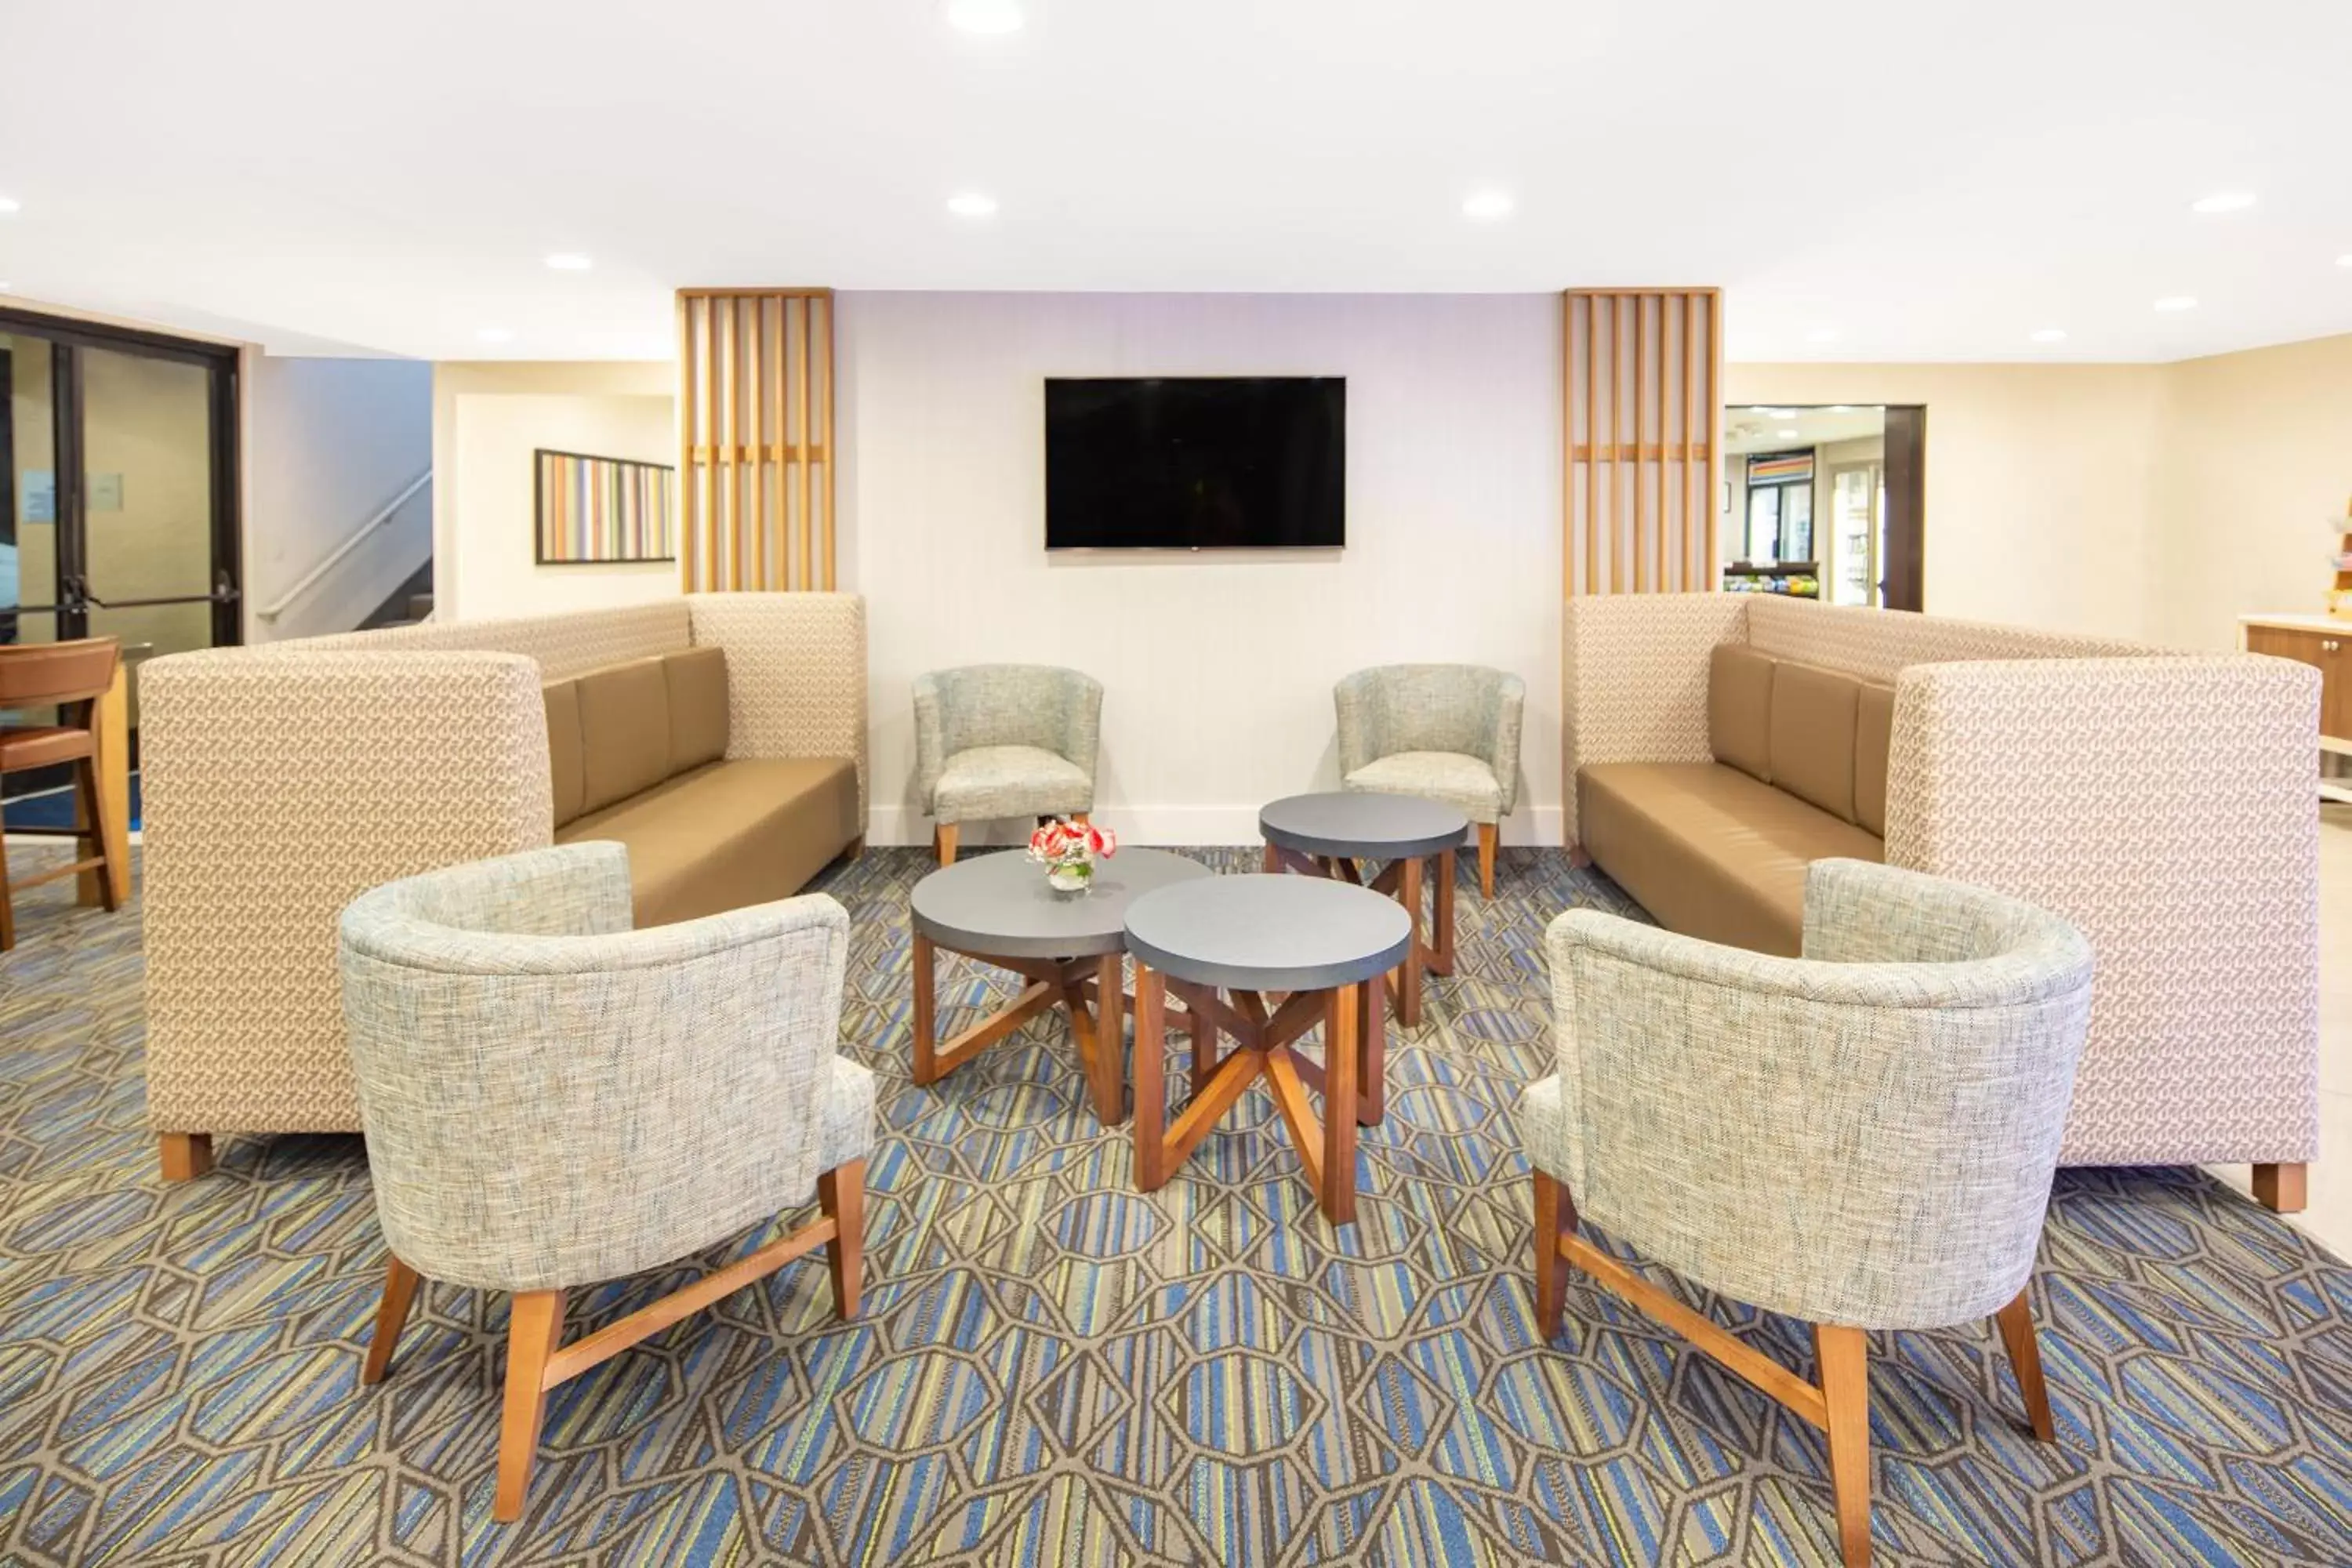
[1046,858,1094,894]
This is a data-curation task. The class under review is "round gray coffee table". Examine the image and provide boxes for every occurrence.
[1259,790,1467,1033]
[1123,873,1410,1225]
[909,846,1210,1125]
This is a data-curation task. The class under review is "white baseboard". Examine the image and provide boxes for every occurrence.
[864,804,1565,850]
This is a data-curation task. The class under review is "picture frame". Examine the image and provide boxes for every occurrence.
[533,448,677,565]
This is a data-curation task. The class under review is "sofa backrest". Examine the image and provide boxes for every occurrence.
[1744,594,2149,681]
[295,601,694,681]
[544,646,731,827]
[1707,643,1893,836]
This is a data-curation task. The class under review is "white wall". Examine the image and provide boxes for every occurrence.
[1723,364,2168,643]
[840,292,1563,848]
[244,356,433,641]
[432,362,677,621]
[2154,330,2352,650]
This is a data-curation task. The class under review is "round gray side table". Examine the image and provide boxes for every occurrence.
[1259,790,1468,1032]
[1123,873,1410,1225]
[909,846,1210,1125]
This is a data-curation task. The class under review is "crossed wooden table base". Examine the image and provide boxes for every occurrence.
[909,847,1214,1127]
[1258,791,1469,1029]
[1125,873,1414,1225]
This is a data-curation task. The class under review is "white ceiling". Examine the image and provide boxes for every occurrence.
[1723,406,1886,456]
[4,0,2349,364]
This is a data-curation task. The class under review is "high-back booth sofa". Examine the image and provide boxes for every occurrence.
[1563,593,2320,1210]
[139,594,866,1181]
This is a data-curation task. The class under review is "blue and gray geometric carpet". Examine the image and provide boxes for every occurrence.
[3,844,2350,1566]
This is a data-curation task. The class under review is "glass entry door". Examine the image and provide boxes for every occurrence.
[2,309,241,815]
[1828,462,1883,607]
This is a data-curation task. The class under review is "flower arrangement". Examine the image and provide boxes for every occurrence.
[1029,816,1117,892]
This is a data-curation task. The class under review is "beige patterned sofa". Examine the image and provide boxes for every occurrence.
[1564,593,2320,1209]
[139,594,866,1181]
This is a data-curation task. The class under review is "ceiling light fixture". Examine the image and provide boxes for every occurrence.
[944,0,1025,35]
[1826,405,1855,412]
[946,191,999,219]
[2337,253,2352,268]
[477,327,516,343]
[2031,328,2067,342]
[2190,191,2257,214]
[2154,296,2198,312]
[544,252,593,270]
[1805,328,1842,343]
[1777,428,1800,439]
[1461,189,1515,221]
[0,196,19,215]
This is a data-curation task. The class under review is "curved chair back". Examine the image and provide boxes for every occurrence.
[1545,857,2092,1329]
[1335,664,1523,782]
[0,637,120,716]
[917,664,1102,760]
[338,842,850,1295]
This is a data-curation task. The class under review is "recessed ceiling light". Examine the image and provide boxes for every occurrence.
[2337,253,2352,268]
[477,327,516,343]
[1826,405,1855,412]
[944,0,1024,34]
[2030,328,2067,342]
[0,196,19,215]
[2154,296,2198,312]
[1777,428,1800,439]
[1461,189,1515,221]
[946,191,999,219]
[544,252,593,270]
[2190,191,2257,215]
[1805,328,1842,343]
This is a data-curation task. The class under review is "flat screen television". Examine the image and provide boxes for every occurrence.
[1044,376,1345,550]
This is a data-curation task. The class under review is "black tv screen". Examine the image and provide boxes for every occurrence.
[1045,377,1345,550]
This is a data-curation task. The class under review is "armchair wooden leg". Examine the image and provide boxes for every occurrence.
[817,1160,866,1320]
[1815,1324,1875,1568]
[1476,823,1498,900]
[0,832,13,952]
[158,1133,214,1182]
[494,1290,566,1523]
[1994,1288,2056,1442]
[2252,1162,2307,1214]
[1531,1170,1573,1341]
[74,757,119,913]
[934,824,959,868]
[362,1257,423,1385]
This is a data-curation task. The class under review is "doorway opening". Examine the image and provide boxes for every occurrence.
[2,307,242,831]
[1721,405,1923,610]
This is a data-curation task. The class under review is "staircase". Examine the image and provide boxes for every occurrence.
[358,561,435,630]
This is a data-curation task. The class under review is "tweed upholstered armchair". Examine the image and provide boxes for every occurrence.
[1521,858,2094,1568]
[337,843,874,1523]
[1334,664,1524,898]
[914,664,1103,866]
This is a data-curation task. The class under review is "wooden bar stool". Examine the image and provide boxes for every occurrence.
[1123,874,1409,1225]
[0,638,124,952]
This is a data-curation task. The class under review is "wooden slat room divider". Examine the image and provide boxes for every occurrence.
[1563,289,1722,596]
[677,289,837,591]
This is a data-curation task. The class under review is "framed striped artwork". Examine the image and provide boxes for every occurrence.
[533,449,678,564]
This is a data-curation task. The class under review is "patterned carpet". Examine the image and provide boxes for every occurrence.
[3,843,2351,1567]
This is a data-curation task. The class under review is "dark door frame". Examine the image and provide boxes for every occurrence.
[1880,405,1926,612]
[0,303,244,649]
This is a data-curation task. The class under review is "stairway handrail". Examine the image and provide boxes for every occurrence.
[256,470,431,622]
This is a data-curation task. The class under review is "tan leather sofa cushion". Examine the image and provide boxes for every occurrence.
[558,757,859,927]
[666,647,730,772]
[1708,644,1775,783]
[1579,761,1884,957]
[576,656,671,813]
[1855,682,1894,837]
[1769,662,1861,823]
[543,680,586,829]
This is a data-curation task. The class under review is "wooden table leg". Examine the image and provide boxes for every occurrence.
[1133,964,1168,1190]
[1358,977,1385,1128]
[911,931,938,1084]
[1091,952,1125,1125]
[1262,840,1279,873]
[1321,982,1359,1225]
[1428,846,1457,977]
[1396,855,1425,1028]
